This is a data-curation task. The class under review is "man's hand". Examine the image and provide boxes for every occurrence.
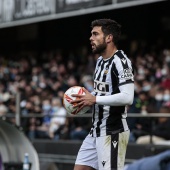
[71,88,96,112]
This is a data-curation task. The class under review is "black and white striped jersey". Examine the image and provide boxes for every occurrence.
[90,50,134,137]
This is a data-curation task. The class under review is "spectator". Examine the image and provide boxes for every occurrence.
[0,101,8,116]
[48,97,67,139]
[161,76,170,90]
[127,91,149,126]
[81,75,93,93]
[127,91,151,142]
[153,87,165,111]
[136,106,170,144]
[28,99,52,139]
[70,116,91,140]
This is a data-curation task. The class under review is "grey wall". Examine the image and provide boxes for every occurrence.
[0,119,39,170]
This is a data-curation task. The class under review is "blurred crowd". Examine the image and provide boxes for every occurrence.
[0,47,95,141]
[0,41,170,142]
[127,41,170,144]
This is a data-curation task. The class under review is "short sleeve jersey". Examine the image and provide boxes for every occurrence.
[90,50,134,137]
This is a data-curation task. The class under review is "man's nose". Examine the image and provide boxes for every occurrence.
[89,35,93,41]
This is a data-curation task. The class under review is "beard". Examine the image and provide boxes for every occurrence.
[92,41,107,54]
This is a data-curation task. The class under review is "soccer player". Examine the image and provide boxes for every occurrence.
[71,19,134,170]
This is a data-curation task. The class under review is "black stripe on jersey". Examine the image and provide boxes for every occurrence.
[119,80,134,86]
[89,104,95,137]
[96,104,104,136]
[93,59,104,130]
[106,106,125,135]
[96,60,105,136]
[94,60,105,136]
[111,62,119,94]
[93,59,103,136]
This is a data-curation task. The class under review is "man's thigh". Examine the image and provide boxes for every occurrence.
[75,135,98,170]
[96,131,130,170]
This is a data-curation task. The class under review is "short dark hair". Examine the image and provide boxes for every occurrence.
[91,19,121,46]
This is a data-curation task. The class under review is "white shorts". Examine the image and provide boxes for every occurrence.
[75,130,130,170]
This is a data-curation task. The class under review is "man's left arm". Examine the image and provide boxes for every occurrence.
[96,83,134,106]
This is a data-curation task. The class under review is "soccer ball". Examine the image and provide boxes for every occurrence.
[63,86,90,115]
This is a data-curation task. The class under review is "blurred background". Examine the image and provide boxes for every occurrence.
[0,0,170,170]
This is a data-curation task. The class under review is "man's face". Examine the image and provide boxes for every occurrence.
[90,26,107,54]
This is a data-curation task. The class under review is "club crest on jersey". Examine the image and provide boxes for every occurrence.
[94,80,109,94]
[104,67,109,74]
[121,68,134,80]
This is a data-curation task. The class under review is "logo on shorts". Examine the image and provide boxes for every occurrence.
[112,141,118,148]
[102,161,106,167]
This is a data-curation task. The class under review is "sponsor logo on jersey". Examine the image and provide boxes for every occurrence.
[121,68,134,80]
[94,80,109,94]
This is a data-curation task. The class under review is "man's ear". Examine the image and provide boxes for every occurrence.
[106,34,113,43]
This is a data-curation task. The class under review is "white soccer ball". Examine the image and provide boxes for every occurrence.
[63,86,90,115]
